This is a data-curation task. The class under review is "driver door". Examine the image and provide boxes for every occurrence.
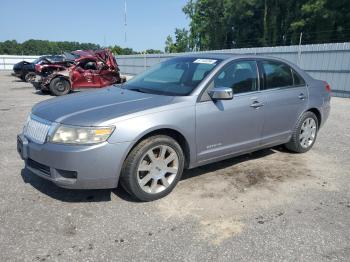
[95,63,119,87]
[71,59,98,88]
[195,60,265,163]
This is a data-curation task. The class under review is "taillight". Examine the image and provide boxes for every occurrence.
[324,81,331,93]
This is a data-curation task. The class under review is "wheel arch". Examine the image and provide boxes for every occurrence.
[48,74,71,89]
[306,107,322,127]
[125,128,192,169]
[51,74,70,83]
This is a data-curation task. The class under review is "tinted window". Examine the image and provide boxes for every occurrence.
[213,60,258,94]
[292,69,306,86]
[261,60,293,89]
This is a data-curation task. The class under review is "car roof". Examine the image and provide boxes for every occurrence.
[179,52,286,62]
[178,52,299,68]
[181,52,240,60]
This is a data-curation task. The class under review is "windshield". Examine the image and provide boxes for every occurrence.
[124,57,222,96]
[63,52,80,61]
[46,55,64,63]
[32,58,41,64]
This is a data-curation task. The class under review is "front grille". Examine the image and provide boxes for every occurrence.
[23,115,51,144]
[27,158,51,176]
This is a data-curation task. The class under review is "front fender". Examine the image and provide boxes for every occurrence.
[42,72,70,89]
[107,106,197,166]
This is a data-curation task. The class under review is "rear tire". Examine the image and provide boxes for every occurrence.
[120,135,185,202]
[285,111,318,153]
[24,72,36,82]
[49,77,71,96]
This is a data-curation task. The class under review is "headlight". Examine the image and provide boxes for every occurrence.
[50,125,115,145]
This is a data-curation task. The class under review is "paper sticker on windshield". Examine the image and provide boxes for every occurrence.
[193,59,217,64]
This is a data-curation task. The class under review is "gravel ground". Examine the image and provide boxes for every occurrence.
[0,72,349,262]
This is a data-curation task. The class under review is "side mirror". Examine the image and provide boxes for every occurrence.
[208,87,233,100]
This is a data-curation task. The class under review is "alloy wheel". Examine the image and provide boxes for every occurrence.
[55,81,66,92]
[299,117,317,148]
[137,145,179,194]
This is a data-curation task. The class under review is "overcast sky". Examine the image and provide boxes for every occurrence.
[0,0,189,51]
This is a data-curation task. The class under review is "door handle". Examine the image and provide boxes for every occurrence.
[250,101,264,108]
[298,93,306,100]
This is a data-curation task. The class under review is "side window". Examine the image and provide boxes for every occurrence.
[213,60,258,94]
[84,61,97,70]
[292,69,306,86]
[78,59,98,70]
[261,60,293,89]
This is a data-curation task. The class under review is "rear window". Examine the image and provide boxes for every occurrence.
[292,69,306,86]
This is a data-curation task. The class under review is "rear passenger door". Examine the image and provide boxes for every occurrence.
[258,60,308,146]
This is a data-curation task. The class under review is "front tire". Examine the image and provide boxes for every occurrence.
[120,135,185,201]
[285,111,318,153]
[49,77,71,96]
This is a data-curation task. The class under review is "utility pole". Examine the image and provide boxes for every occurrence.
[298,32,303,46]
[124,0,127,42]
[231,26,236,48]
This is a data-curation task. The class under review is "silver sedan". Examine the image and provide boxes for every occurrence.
[17,54,331,201]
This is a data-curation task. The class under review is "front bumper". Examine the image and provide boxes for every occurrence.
[17,134,132,189]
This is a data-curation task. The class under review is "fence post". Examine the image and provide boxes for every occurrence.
[298,32,303,66]
[3,57,5,70]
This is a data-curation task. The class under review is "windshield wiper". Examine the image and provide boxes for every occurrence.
[128,88,150,94]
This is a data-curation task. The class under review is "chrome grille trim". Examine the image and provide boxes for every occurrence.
[23,115,51,144]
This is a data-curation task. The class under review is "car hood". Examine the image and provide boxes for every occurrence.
[32,87,175,126]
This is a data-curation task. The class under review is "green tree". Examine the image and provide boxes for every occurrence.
[291,0,350,44]
[110,45,123,55]
[0,39,101,55]
[165,35,176,53]
[165,28,190,53]
[145,49,163,54]
[175,0,350,51]
[183,0,226,50]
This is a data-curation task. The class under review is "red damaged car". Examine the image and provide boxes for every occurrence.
[34,51,81,79]
[38,49,124,96]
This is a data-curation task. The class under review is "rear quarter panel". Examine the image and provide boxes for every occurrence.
[307,78,331,128]
[283,60,331,128]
